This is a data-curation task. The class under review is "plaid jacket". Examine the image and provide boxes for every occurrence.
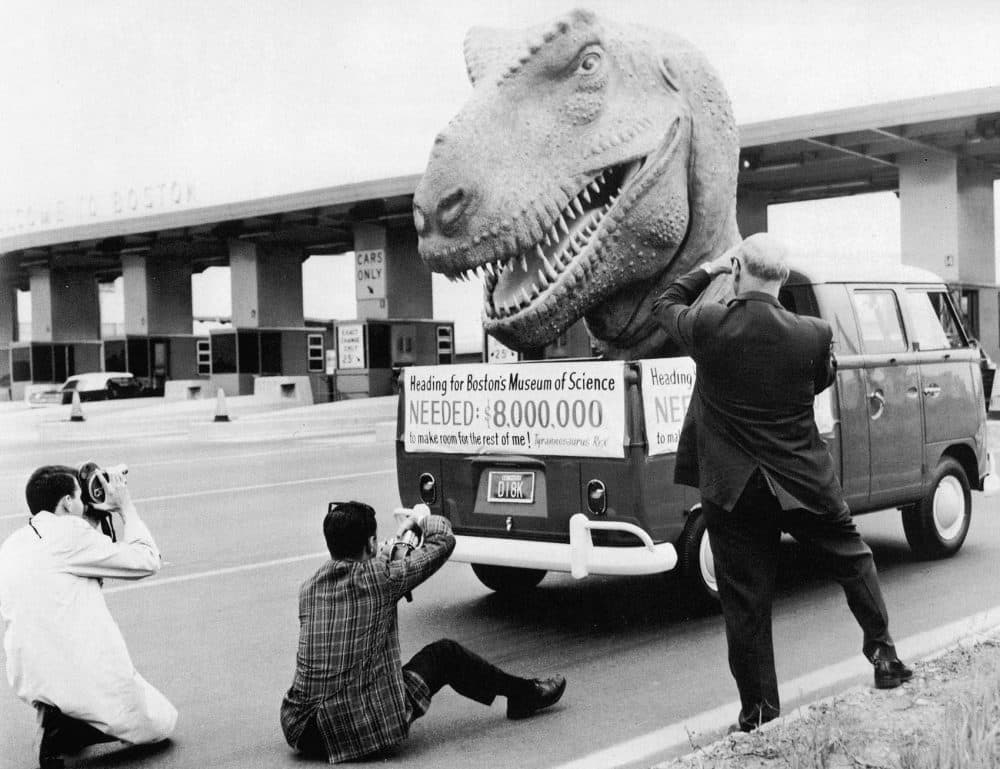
[280,515,455,763]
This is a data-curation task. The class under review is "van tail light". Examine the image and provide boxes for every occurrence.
[586,479,607,515]
[419,473,437,504]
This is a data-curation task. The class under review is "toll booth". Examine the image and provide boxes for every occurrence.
[102,335,204,395]
[483,320,594,363]
[8,340,103,400]
[333,319,454,399]
[207,326,333,400]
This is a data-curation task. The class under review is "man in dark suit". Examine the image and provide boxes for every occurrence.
[652,233,911,732]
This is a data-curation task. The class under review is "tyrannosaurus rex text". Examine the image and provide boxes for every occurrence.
[412,8,740,359]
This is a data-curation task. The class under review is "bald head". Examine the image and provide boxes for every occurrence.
[738,233,790,284]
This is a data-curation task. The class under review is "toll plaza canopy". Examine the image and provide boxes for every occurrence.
[2,87,998,272]
[1,87,999,405]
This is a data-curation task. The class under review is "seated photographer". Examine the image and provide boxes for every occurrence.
[280,501,566,763]
[0,465,177,769]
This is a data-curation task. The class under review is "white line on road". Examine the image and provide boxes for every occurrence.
[104,552,329,595]
[0,468,395,520]
[548,605,1000,769]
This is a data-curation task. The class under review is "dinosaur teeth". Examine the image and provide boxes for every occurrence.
[572,197,585,216]
[581,188,592,204]
[520,253,528,271]
[519,288,531,306]
[535,244,546,262]
[589,180,601,194]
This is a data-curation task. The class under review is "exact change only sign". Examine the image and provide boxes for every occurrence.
[639,357,696,456]
[402,361,627,458]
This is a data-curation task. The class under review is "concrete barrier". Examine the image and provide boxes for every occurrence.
[164,380,214,401]
[253,376,314,406]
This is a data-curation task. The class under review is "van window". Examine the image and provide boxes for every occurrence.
[852,290,907,354]
[904,290,968,350]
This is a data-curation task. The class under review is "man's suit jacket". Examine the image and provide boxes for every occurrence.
[652,267,847,514]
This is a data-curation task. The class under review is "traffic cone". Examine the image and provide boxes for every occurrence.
[213,387,230,422]
[70,390,85,422]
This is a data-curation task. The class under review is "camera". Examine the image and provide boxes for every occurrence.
[77,462,128,541]
[77,462,128,507]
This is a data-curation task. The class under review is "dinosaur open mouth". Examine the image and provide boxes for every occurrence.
[480,159,644,319]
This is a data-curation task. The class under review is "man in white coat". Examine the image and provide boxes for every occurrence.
[0,465,177,769]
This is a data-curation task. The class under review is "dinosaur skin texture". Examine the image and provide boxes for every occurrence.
[412,8,741,360]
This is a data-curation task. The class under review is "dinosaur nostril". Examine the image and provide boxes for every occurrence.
[437,186,471,231]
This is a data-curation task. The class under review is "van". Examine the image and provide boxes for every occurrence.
[395,259,998,611]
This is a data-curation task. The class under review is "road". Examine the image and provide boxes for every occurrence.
[1,399,998,769]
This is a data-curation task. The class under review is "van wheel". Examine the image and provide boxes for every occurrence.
[676,506,721,614]
[901,457,971,559]
[471,564,546,594]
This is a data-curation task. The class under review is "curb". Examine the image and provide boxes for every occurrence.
[548,606,1000,769]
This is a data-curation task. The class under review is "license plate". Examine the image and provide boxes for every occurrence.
[487,471,536,504]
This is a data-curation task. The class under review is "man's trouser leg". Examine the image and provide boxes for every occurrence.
[702,474,782,730]
[403,638,533,707]
[780,505,893,660]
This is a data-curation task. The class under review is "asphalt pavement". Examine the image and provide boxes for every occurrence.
[0,396,998,769]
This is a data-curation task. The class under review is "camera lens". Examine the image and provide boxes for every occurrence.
[77,462,106,505]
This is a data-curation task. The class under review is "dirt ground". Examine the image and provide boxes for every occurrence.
[655,634,1000,769]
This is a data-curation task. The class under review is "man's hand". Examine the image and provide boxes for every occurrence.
[92,468,135,518]
[394,504,431,540]
[701,246,739,277]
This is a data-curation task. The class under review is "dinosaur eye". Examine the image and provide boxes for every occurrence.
[577,51,602,75]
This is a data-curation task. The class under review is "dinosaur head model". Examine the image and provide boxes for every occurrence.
[413,8,740,358]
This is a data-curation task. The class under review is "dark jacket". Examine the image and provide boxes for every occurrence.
[280,516,455,763]
[652,267,846,514]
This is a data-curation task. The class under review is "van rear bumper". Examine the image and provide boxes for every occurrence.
[452,514,678,579]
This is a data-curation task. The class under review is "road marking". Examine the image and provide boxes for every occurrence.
[104,552,329,595]
[0,468,395,520]
[0,444,380,482]
[549,606,1000,769]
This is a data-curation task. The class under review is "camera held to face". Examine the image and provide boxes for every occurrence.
[77,462,128,541]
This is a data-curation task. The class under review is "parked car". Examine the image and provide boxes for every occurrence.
[26,372,144,406]
[396,258,998,612]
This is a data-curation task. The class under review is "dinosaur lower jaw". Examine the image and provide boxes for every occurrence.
[481,159,644,320]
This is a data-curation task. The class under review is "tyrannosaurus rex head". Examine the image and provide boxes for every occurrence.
[413,8,740,357]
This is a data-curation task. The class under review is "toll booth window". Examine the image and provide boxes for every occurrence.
[238,331,260,374]
[128,338,149,377]
[104,340,127,372]
[32,345,54,382]
[260,332,281,375]
[307,334,324,372]
[778,286,820,317]
[904,290,967,350]
[368,324,391,369]
[11,347,30,382]
[197,339,211,375]
[212,334,237,374]
[852,290,907,355]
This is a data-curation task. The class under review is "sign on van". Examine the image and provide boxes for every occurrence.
[639,358,696,457]
[402,361,627,458]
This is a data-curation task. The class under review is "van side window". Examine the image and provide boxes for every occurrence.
[851,290,907,354]
[904,290,968,350]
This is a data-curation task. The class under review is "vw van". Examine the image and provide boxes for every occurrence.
[396,259,998,611]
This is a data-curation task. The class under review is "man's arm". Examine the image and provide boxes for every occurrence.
[60,468,161,580]
[384,514,455,598]
[651,267,717,354]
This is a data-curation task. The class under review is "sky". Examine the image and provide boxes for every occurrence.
[3,0,999,350]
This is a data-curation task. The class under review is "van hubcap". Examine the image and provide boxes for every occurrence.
[932,475,965,540]
[699,534,717,593]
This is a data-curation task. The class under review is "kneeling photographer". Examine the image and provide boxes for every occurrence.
[0,464,177,769]
[280,501,566,764]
